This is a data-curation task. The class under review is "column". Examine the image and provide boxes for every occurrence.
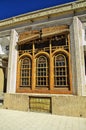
[50,40,54,90]
[0,64,4,93]
[32,42,35,90]
[7,29,18,93]
[70,16,85,95]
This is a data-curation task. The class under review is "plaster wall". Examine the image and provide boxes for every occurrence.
[7,29,18,93]
[70,17,85,95]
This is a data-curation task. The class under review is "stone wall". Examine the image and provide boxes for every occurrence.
[3,94,86,117]
[52,96,86,117]
[3,93,29,111]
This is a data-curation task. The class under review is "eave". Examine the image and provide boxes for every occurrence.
[0,0,86,29]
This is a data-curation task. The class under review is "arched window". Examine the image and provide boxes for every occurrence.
[54,54,69,88]
[20,57,31,87]
[36,55,49,87]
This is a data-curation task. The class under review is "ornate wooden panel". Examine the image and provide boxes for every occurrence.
[19,30,39,41]
[16,25,72,94]
[42,25,69,38]
[18,30,40,45]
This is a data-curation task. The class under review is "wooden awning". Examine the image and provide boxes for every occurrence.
[18,34,40,45]
[42,25,69,38]
[17,30,40,45]
[42,29,69,38]
[17,25,69,45]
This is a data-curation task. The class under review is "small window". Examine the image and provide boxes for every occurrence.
[52,35,67,46]
[19,44,32,50]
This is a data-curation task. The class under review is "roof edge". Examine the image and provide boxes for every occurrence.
[0,0,86,28]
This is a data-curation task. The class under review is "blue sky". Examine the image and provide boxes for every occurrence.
[0,0,76,20]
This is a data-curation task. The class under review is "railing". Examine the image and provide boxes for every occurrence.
[52,45,69,52]
[19,45,69,55]
[19,49,32,55]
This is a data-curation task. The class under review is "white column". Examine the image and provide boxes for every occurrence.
[70,16,85,96]
[7,29,18,93]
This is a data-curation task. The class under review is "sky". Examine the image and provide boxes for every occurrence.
[0,0,76,20]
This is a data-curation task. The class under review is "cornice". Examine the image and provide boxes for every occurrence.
[0,0,86,28]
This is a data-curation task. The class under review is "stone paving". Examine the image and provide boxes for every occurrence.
[0,109,86,130]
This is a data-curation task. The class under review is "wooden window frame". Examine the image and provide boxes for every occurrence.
[16,26,72,94]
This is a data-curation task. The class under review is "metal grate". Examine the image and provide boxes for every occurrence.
[29,97,51,113]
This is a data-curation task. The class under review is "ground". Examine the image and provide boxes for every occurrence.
[0,108,86,130]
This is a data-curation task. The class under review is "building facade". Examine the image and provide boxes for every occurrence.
[0,0,86,96]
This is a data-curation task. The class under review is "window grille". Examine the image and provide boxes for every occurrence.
[20,57,31,87]
[36,56,49,87]
[54,54,69,87]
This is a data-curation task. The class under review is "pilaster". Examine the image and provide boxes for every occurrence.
[70,16,85,95]
[49,40,54,90]
[32,43,36,90]
[7,29,18,93]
